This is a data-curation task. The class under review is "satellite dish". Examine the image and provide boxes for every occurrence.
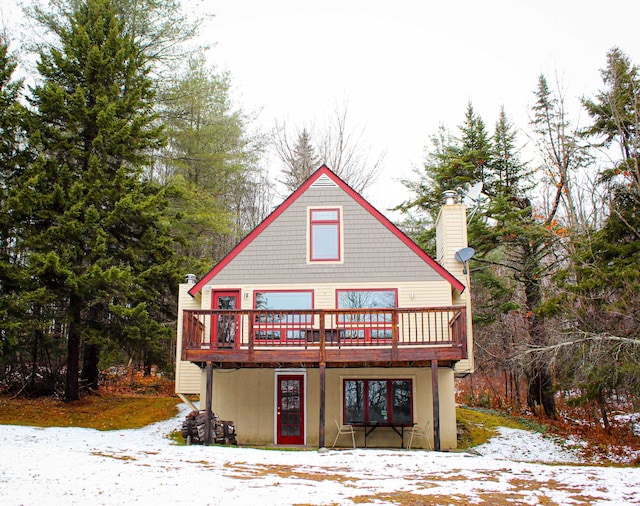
[455,247,475,274]
[462,182,484,207]
[455,247,475,263]
[459,182,493,225]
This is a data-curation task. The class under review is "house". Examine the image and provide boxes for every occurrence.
[175,166,473,449]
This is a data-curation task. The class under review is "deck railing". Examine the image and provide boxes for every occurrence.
[182,307,467,362]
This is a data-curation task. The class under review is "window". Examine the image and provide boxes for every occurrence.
[255,291,313,311]
[309,208,341,262]
[343,379,412,424]
[336,289,397,341]
[337,290,397,310]
[253,290,313,342]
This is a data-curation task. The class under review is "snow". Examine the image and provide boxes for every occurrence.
[2,403,640,505]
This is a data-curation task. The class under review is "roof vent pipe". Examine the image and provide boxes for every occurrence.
[442,190,459,205]
[185,273,197,284]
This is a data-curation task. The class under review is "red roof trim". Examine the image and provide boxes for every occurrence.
[189,166,465,296]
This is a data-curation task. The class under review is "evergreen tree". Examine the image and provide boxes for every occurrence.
[398,103,492,254]
[0,37,26,293]
[455,102,493,190]
[401,102,564,417]
[277,128,320,193]
[556,47,640,423]
[397,126,458,253]
[20,0,177,400]
[0,37,45,393]
[159,53,265,263]
[490,107,532,196]
[27,0,203,76]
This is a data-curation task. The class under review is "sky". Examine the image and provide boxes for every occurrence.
[200,0,640,213]
[2,1,640,215]
[2,402,640,505]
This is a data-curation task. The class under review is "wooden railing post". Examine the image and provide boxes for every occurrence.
[248,310,254,361]
[319,310,326,364]
[391,310,398,361]
[459,310,467,356]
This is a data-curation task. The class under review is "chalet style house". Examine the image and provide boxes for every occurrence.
[175,166,473,449]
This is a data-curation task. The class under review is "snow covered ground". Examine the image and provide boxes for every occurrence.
[2,403,639,505]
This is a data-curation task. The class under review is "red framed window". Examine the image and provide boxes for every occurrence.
[253,290,314,343]
[336,289,397,342]
[309,208,341,262]
[343,379,412,424]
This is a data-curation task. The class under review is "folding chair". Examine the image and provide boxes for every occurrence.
[332,419,356,448]
[408,420,433,450]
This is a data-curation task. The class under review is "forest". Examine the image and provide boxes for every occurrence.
[0,0,638,435]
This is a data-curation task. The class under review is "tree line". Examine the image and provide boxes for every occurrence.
[400,50,640,426]
[1,0,638,425]
[0,0,270,401]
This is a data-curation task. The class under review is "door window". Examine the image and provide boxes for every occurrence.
[213,291,239,346]
[277,374,305,445]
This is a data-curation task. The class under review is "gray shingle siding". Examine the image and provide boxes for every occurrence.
[210,185,442,284]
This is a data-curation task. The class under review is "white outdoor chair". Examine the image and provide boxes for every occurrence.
[408,421,433,450]
[332,419,356,448]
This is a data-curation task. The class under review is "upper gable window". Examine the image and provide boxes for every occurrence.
[309,207,342,262]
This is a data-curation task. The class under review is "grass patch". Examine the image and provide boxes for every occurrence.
[0,395,180,430]
[456,406,533,449]
[169,430,186,445]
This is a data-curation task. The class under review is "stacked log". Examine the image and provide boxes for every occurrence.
[181,410,237,445]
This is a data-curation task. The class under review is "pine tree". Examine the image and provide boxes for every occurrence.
[401,103,564,417]
[278,129,321,192]
[558,47,640,422]
[0,38,43,392]
[0,37,25,291]
[271,126,321,194]
[20,0,176,401]
[398,103,493,254]
[456,102,493,189]
[158,53,265,262]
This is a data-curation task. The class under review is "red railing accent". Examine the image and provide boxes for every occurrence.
[182,307,467,362]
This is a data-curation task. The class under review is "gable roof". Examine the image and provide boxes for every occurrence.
[189,165,465,296]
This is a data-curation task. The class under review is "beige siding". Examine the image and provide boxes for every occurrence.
[175,284,204,394]
[209,185,444,285]
[436,203,474,374]
[229,280,453,310]
[436,203,468,281]
[210,369,275,441]
[208,366,457,449]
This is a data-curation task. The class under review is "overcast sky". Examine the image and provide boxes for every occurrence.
[203,0,640,213]
[2,1,639,215]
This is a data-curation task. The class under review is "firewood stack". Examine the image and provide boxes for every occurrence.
[181,410,237,445]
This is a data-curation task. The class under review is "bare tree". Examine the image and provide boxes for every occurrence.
[317,106,384,194]
[270,104,384,195]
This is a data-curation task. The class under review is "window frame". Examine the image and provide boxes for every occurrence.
[342,378,413,425]
[336,289,398,342]
[308,207,342,263]
[253,290,314,343]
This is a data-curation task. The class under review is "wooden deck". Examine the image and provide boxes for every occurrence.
[182,307,468,368]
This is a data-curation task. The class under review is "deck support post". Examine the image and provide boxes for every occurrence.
[431,359,441,451]
[205,361,213,445]
[319,361,326,448]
